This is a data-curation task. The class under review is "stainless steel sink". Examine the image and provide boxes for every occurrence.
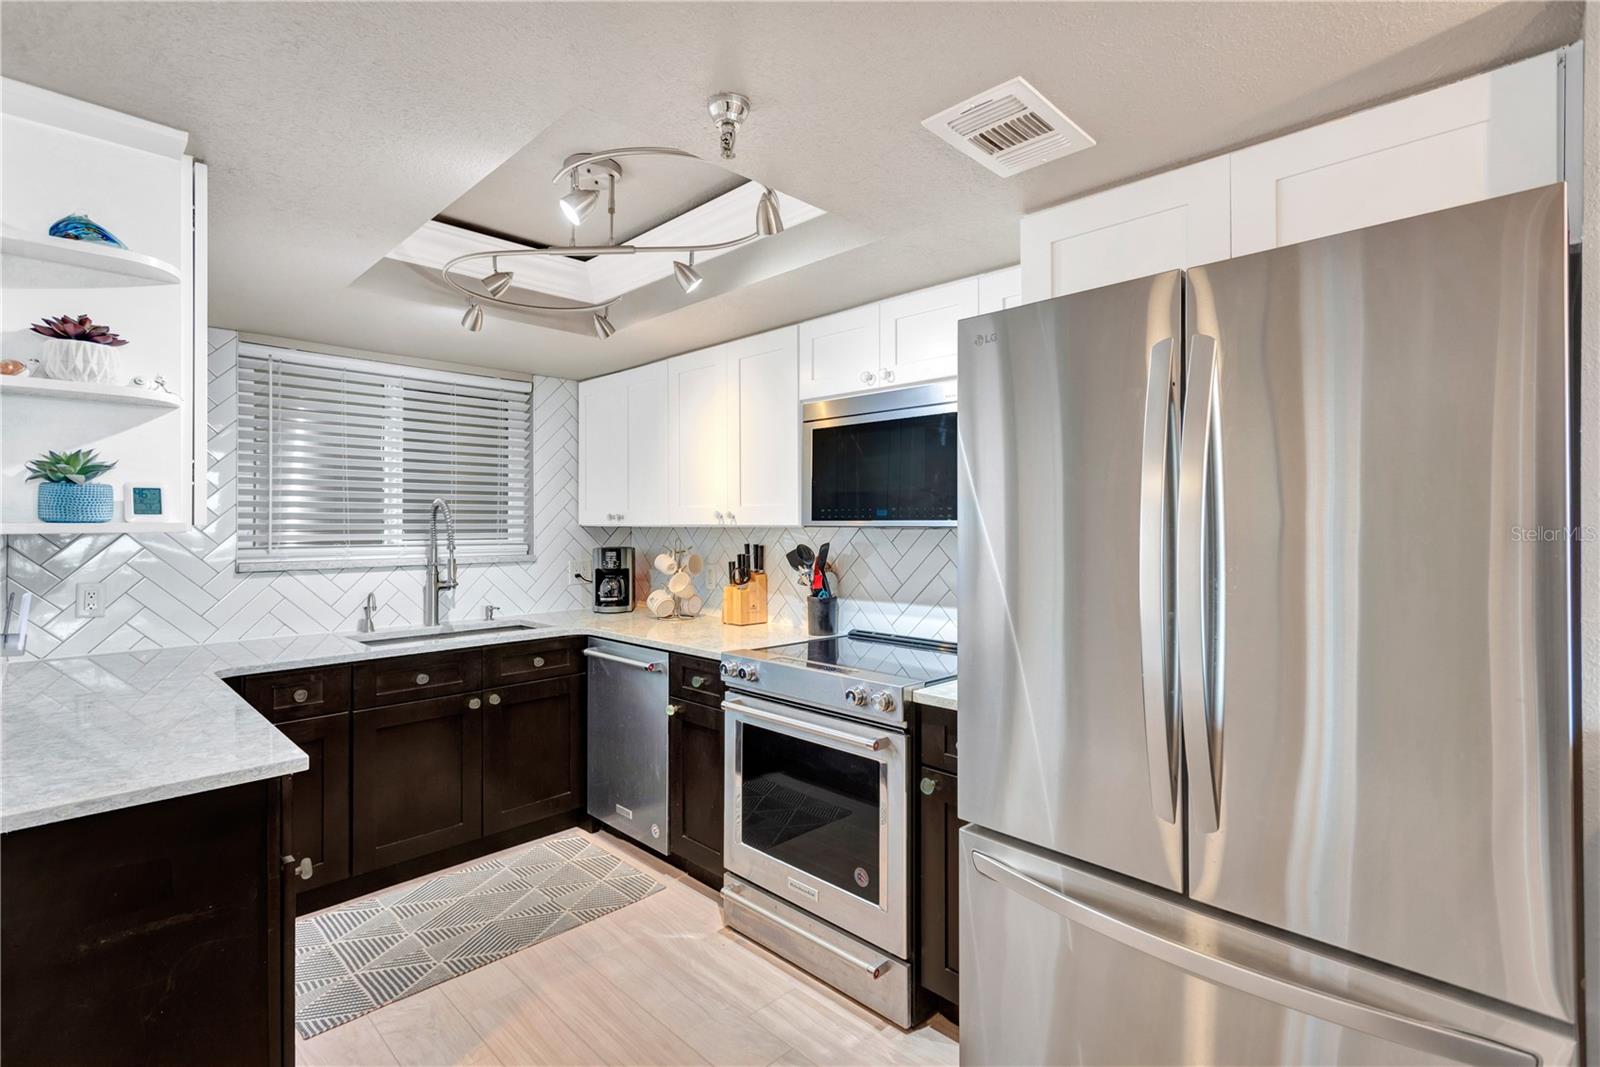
[353,621,545,650]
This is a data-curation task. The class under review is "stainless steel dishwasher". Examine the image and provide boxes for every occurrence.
[584,639,670,853]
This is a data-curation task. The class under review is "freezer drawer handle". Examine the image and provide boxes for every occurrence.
[1137,336,1180,825]
[1177,333,1224,832]
[728,889,893,979]
[583,647,663,672]
[969,851,1532,1067]
[724,699,890,753]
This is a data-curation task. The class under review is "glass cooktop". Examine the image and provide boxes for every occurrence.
[744,630,957,684]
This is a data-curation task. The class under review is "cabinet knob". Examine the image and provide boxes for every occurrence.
[691,675,707,688]
[714,511,724,522]
[533,656,546,667]
[416,672,430,685]
[616,513,624,522]
[920,776,940,796]
[292,688,309,704]
[860,370,875,383]
[283,855,313,881]
[881,369,895,383]
[666,703,680,717]
[488,693,502,706]
[468,697,482,709]
[726,512,735,525]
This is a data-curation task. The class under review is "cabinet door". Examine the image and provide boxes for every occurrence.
[797,303,881,399]
[668,697,724,880]
[621,361,669,527]
[352,694,483,874]
[724,325,800,527]
[877,277,977,387]
[666,345,731,525]
[917,766,961,1004]
[1020,156,1230,302]
[578,373,629,525]
[483,677,583,835]
[276,712,351,891]
[977,266,1022,314]
[1230,50,1560,256]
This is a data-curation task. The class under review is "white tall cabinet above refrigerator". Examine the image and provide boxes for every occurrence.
[0,79,207,534]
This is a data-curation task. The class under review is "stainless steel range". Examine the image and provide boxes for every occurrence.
[719,630,955,1027]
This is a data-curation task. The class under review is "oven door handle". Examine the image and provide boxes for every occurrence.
[723,700,890,752]
[726,889,893,979]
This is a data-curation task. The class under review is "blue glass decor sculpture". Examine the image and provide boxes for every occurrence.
[47,214,126,249]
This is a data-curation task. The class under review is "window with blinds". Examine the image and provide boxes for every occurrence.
[235,343,532,571]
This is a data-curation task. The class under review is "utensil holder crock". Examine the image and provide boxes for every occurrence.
[807,596,838,636]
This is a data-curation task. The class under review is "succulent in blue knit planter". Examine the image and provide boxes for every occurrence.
[26,449,118,523]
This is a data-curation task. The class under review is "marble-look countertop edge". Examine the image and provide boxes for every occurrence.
[2,610,812,834]
[911,678,958,711]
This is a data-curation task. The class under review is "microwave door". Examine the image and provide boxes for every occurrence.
[803,385,958,527]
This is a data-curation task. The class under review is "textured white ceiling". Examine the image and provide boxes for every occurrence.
[0,2,1581,380]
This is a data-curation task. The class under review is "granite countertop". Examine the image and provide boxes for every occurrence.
[912,678,958,711]
[0,609,810,834]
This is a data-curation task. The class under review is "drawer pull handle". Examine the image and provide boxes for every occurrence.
[488,693,502,706]
[292,688,310,704]
[691,675,707,688]
[416,672,430,685]
[468,697,482,709]
[533,656,546,667]
[920,776,940,796]
[666,703,680,717]
[283,855,313,881]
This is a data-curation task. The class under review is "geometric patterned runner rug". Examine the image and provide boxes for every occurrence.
[294,834,663,1037]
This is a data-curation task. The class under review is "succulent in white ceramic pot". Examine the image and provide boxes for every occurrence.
[30,314,129,384]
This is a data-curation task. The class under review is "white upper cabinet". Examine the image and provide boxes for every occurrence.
[1230,50,1563,256]
[1021,157,1231,302]
[577,360,668,527]
[977,266,1022,313]
[723,326,800,527]
[665,344,732,526]
[798,303,879,400]
[878,276,978,387]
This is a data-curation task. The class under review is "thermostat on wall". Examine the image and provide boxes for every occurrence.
[123,483,172,522]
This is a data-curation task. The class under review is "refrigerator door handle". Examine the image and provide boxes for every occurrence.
[1138,337,1180,824]
[1177,334,1223,832]
[969,850,1535,1067]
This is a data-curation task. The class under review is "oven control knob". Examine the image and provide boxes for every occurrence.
[721,661,733,677]
[744,665,758,682]
[871,691,896,714]
[735,664,750,680]
[844,686,868,707]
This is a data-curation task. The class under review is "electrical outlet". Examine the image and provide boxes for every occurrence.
[77,582,106,618]
[570,558,591,587]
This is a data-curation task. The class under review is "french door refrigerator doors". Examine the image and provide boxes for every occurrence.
[960,826,1576,1067]
[958,270,1185,892]
[1179,185,1576,1022]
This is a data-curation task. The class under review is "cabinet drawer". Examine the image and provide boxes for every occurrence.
[918,703,957,773]
[484,638,583,687]
[240,666,350,724]
[353,650,481,708]
[670,654,725,703]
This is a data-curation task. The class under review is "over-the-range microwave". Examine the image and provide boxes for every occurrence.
[802,381,957,526]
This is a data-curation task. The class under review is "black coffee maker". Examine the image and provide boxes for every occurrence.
[591,547,635,614]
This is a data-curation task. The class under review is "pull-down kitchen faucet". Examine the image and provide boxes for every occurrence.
[423,498,458,626]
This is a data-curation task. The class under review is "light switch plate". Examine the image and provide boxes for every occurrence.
[77,582,106,618]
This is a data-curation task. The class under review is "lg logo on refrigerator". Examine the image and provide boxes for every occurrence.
[973,332,997,346]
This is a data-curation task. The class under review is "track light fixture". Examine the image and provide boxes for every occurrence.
[443,93,788,340]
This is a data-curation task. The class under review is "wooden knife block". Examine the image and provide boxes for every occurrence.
[722,572,768,626]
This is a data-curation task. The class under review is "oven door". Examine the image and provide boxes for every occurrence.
[723,692,908,957]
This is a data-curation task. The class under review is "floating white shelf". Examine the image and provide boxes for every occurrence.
[1,231,182,287]
[0,519,189,536]
[0,375,181,409]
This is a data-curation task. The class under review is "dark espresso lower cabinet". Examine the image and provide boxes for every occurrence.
[352,693,483,874]
[277,712,351,890]
[668,695,724,879]
[917,766,961,1005]
[483,676,584,834]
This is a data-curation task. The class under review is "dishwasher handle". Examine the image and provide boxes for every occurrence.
[584,647,664,672]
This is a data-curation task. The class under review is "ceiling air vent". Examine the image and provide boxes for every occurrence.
[922,76,1094,178]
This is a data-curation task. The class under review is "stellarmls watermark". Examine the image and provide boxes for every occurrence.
[1510,525,1596,543]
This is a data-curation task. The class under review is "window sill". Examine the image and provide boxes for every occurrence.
[235,549,533,574]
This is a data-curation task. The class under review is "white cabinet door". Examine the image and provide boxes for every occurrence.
[797,302,880,399]
[724,326,800,527]
[621,361,668,527]
[1020,157,1230,302]
[665,345,731,526]
[577,372,629,526]
[1230,50,1561,256]
[878,276,978,387]
[977,266,1022,313]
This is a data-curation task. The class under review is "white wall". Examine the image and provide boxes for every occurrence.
[1580,3,1598,1053]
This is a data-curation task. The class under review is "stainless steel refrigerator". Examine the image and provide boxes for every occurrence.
[957,184,1579,1065]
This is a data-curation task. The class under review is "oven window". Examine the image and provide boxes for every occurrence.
[809,411,957,523]
[740,723,881,902]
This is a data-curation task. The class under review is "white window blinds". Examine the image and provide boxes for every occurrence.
[236,343,532,571]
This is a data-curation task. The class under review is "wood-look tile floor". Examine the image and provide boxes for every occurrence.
[295,829,959,1067]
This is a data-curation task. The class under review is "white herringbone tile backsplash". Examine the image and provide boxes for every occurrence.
[3,332,955,659]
